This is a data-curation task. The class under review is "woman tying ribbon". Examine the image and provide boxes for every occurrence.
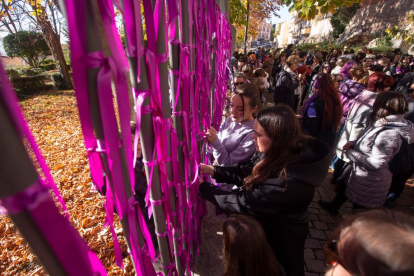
[205,83,261,166]
[200,105,331,276]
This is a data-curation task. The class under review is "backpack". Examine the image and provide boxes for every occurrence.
[274,71,290,88]
[389,139,414,174]
[396,74,414,97]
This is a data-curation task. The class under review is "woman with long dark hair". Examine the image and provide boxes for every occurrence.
[223,215,281,276]
[301,73,343,148]
[327,48,341,66]
[200,105,331,276]
[272,52,287,81]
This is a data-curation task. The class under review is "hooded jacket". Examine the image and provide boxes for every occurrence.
[339,79,366,124]
[210,116,255,166]
[345,114,414,208]
[274,68,299,110]
[263,58,274,78]
[199,139,331,276]
[336,89,377,163]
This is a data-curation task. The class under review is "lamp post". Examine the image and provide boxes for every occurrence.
[243,0,250,55]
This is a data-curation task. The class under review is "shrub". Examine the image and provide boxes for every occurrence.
[41,58,55,65]
[10,75,50,98]
[6,69,21,79]
[22,67,45,76]
[51,73,66,90]
[41,63,57,71]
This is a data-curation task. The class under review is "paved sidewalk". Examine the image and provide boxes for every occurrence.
[194,171,414,276]
[304,170,414,276]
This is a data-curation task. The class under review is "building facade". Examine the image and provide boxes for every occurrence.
[248,21,272,47]
[275,20,292,47]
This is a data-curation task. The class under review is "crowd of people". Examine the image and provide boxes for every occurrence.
[199,44,414,276]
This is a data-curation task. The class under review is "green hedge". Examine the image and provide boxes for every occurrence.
[10,75,50,98]
[41,63,57,71]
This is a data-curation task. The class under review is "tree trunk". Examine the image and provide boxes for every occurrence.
[27,57,35,67]
[31,4,73,89]
[42,23,73,89]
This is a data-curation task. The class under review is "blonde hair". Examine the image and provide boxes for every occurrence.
[286,55,301,67]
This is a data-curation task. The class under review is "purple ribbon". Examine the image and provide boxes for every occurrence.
[65,0,156,273]
[0,57,107,274]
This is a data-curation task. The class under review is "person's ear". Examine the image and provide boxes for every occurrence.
[252,105,259,114]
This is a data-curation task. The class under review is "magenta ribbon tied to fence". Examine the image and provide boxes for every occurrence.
[65,0,156,274]
[0,62,107,275]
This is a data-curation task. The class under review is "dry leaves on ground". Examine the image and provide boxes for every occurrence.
[0,90,135,276]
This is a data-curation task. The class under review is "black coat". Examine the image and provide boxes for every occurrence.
[301,98,337,148]
[272,60,284,77]
[200,139,331,276]
[274,71,299,110]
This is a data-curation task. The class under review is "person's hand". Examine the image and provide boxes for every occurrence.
[343,142,355,151]
[200,163,214,176]
[205,126,218,143]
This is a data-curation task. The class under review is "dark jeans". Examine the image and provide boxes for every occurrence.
[294,94,300,114]
[200,183,307,276]
[333,158,346,182]
[266,219,308,276]
[330,124,345,169]
[331,179,348,210]
[388,167,414,200]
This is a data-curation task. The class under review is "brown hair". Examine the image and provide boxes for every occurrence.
[313,52,323,63]
[223,215,281,276]
[370,91,408,122]
[336,57,350,67]
[278,52,287,62]
[367,72,394,92]
[314,73,343,131]
[234,83,262,119]
[350,67,368,81]
[254,68,266,78]
[286,55,301,67]
[243,105,310,189]
[242,64,254,79]
[324,209,414,275]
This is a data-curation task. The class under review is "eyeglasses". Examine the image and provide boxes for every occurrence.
[324,239,340,266]
[336,79,343,83]
[234,82,245,86]
[324,66,330,69]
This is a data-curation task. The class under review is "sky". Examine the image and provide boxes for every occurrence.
[0,5,293,56]
[271,5,291,25]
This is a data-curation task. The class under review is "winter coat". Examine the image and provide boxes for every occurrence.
[199,139,331,276]
[331,66,342,75]
[272,60,285,77]
[297,62,312,86]
[339,79,366,124]
[301,98,337,148]
[336,89,378,163]
[210,116,255,166]
[263,58,274,77]
[274,69,299,110]
[345,115,414,208]
[304,64,321,99]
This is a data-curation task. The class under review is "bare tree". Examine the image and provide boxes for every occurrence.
[11,0,73,89]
